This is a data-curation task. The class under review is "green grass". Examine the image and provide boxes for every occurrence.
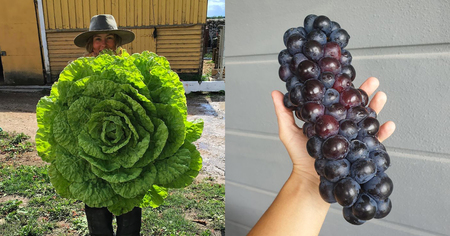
[0,131,34,159]
[0,165,225,236]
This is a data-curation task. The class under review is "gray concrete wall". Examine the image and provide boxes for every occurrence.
[225,0,450,235]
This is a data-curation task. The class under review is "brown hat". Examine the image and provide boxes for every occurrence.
[74,14,135,47]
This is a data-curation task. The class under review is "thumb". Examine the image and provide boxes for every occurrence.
[272,90,299,134]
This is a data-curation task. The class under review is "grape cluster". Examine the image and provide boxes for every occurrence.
[278,14,393,225]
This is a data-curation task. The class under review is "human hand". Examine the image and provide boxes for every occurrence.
[271,77,396,185]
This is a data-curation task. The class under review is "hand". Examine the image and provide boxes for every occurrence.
[271,77,396,185]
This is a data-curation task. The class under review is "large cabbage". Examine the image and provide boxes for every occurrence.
[35,50,204,215]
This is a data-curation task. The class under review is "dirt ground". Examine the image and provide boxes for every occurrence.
[0,89,225,183]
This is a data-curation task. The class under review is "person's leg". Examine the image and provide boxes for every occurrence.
[84,204,114,236]
[116,207,142,236]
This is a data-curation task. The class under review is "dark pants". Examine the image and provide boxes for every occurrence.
[85,204,142,236]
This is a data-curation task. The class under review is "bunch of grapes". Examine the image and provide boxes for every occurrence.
[278,14,393,225]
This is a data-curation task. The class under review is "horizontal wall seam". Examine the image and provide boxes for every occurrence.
[226,180,278,197]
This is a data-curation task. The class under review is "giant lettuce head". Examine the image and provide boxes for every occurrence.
[35,51,204,215]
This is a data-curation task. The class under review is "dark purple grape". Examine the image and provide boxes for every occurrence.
[279,64,293,82]
[302,79,325,101]
[340,87,362,109]
[333,73,352,92]
[346,106,369,123]
[288,84,304,106]
[341,65,356,81]
[315,158,327,176]
[289,53,308,74]
[366,107,377,118]
[306,136,323,159]
[352,194,377,220]
[283,93,297,109]
[322,88,339,107]
[283,27,306,46]
[322,135,350,160]
[324,159,350,182]
[278,49,292,65]
[304,14,318,33]
[368,150,390,172]
[319,177,337,203]
[315,115,339,139]
[285,76,302,92]
[303,122,316,138]
[294,108,304,121]
[302,40,324,61]
[307,29,327,45]
[330,21,341,33]
[313,15,332,35]
[338,119,358,140]
[350,159,377,184]
[287,34,307,55]
[360,136,386,152]
[340,49,352,66]
[319,72,335,89]
[297,60,320,81]
[330,29,350,48]
[325,103,347,121]
[334,177,360,207]
[363,172,393,201]
[358,89,369,107]
[323,42,341,61]
[319,57,341,75]
[374,198,392,219]
[347,140,369,163]
[343,207,366,225]
[358,117,380,136]
[300,101,324,123]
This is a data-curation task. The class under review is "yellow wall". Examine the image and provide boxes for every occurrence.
[0,0,44,84]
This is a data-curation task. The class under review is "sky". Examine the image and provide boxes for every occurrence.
[207,0,225,17]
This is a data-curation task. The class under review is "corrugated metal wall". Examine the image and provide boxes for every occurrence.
[42,0,207,79]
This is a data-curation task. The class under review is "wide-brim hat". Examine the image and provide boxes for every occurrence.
[74,14,135,47]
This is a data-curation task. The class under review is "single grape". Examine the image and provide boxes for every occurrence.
[346,105,369,123]
[319,57,341,75]
[323,42,341,61]
[346,140,369,163]
[352,194,377,220]
[330,28,350,48]
[341,65,356,81]
[289,53,308,74]
[358,88,369,106]
[283,27,306,46]
[302,79,325,101]
[350,159,377,184]
[360,136,386,152]
[285,76,302,92]
[333,73,352,92]
[322,135,350,160]
[287,34,307,55]
[304,14,318,33]
[325,103,347,121]
[279,64,293,82]
[366,107,377,118]
[306,136,323,158]
[340,87,362,109]
[283,93,297,109]
[319,177,337,203]
[300,101,325,123]
[330,21,341,33]
[319,72,335,89]
[324,159,350,182]
[374,198,392,219]
[315,114,339,139]
[368,150,390,172]
[288,84,304,106]
[322,88,340,107]
[338,119,358,140]
[297,60,320,81]
[303,40,324,61]
[307,29,327,45]
[363,172,393,201]
[340,49,352,66]
[343,207,366,225]
[334,177,360,207]
[303,122,316,138]
[315,158,327,176]
[358,117,380,137]
[313,15,332,35]
[278,49,292,65]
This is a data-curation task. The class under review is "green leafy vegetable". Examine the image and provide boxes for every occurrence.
[36,50,203,215]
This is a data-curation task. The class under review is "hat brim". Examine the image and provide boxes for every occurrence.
[74,29,135,47]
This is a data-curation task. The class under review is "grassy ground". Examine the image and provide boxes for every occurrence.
[0,131,225,236]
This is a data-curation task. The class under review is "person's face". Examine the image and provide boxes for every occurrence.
[92,34,116,55]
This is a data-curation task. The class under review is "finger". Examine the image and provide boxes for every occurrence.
[359,77,379,97]
[378,121,396,142]
[272,90,297,131]
[368,91,387,114]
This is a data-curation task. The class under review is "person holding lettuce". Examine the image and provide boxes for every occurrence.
[73,14,140,236]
